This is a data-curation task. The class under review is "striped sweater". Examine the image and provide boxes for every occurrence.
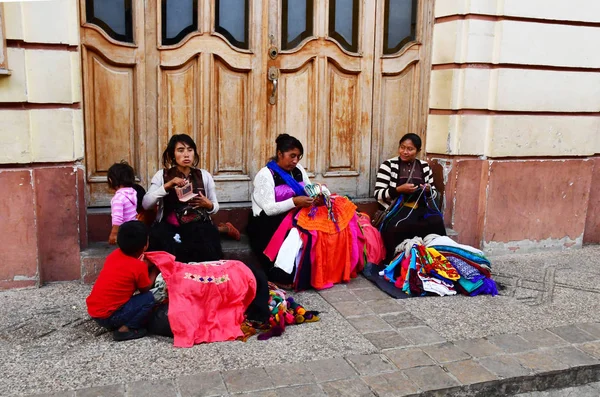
[374,158,437,209]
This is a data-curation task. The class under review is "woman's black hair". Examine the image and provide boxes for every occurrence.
[107,161,135,189]
[162,134,200,169]
[273,133,304,161]
[117,220,149,257]
[399,133,422,152]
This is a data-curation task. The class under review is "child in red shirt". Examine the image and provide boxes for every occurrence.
[86,221,159,341]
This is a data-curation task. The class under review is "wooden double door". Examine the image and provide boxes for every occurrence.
[80,0,433,206]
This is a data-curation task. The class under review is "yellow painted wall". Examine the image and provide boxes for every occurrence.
[426,0,600,157]
[0,0,83,164]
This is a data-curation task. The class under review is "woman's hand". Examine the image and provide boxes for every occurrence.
[396,183,420,194]
[190,191,213,211]
[165,177,187,191]
[293,196,314,208]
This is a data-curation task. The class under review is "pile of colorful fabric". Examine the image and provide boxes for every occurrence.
[264,195,385,291]
[248,283,320,341]
[145,255,320,345]
[378,234,497,298]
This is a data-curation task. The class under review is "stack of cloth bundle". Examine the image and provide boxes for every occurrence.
[380,234,498,297]
[244,283,320,341]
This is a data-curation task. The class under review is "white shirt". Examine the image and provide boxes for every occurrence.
[251,163,311,217]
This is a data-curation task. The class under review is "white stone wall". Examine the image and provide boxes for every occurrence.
[0,0,83,164]
[427,0,600,157]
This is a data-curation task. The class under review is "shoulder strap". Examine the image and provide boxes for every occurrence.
[191,168,206,194]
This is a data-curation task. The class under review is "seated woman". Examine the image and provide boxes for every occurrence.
[374,133,446,263]
[248,134,364,290]
[143,134,222,263]
[143,134,270,323]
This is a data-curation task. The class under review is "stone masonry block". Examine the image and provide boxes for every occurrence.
[0,48,27,102]
[25,50,78,103]
[3,2,23,40]
[30,109,79,162]
[70,52,82,102]
[21,0,79,45]
[0,110,31,163]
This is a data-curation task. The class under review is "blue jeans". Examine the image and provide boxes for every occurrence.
[94,291,155,330]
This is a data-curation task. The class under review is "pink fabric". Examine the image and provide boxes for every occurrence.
[263,211,296,261]
[357,215,386,265]
[165,212,179,226]
[348,215,361,273]
[111,187,138,226]
[145,252,256,348]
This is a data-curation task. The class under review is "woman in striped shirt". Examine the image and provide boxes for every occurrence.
[374,133,446,263]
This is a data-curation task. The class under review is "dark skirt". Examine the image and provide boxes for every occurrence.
[381,204,446,263]
[247,211,295,286]
[148,220,223,263]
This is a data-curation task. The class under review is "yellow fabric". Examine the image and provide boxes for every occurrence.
[425,247,460,281]
[403,201,418,209]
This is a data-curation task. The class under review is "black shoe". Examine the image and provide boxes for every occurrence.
[113,328,147,342]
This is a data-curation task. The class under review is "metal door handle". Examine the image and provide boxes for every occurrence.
[268,66,279,105]
[269,78,278,105]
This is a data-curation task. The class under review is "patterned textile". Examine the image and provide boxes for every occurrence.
[296,196,357,233]
[447,256,481,280]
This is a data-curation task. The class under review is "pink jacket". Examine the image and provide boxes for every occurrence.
[145,252,256,347]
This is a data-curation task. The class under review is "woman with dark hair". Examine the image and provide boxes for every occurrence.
[248,134,314,287]
[143,134,271,324]
[374,133,446,263]
[142,134,222,263]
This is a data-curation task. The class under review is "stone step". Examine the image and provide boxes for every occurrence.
[86,199,380,244]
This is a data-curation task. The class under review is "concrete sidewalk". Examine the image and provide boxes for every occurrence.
[2,246,600,396]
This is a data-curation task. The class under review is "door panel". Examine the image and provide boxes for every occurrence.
[149,0,266,202]
[268,0,375,197]
[276,62,317,175]
[371,0,434,190]
[80,0,146,206]
[160,59,198,140]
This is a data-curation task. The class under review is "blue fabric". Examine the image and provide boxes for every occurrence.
[447,256,481,279]
[94,291,155,330]
[470,278,498,296]
[457,275,485,293]
[378,196,404,232]
[431,246,491,266]
[267,160,307,197]
[362,263,412,299]
[383,252,404,282]
[401,249,418,293]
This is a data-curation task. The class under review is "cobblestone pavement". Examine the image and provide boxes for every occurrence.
[4,246,600,396]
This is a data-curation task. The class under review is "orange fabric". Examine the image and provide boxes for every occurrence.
[311,227,353,289]
[296,196,357,234]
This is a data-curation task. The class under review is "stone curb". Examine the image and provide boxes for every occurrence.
[406,363,600,397]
